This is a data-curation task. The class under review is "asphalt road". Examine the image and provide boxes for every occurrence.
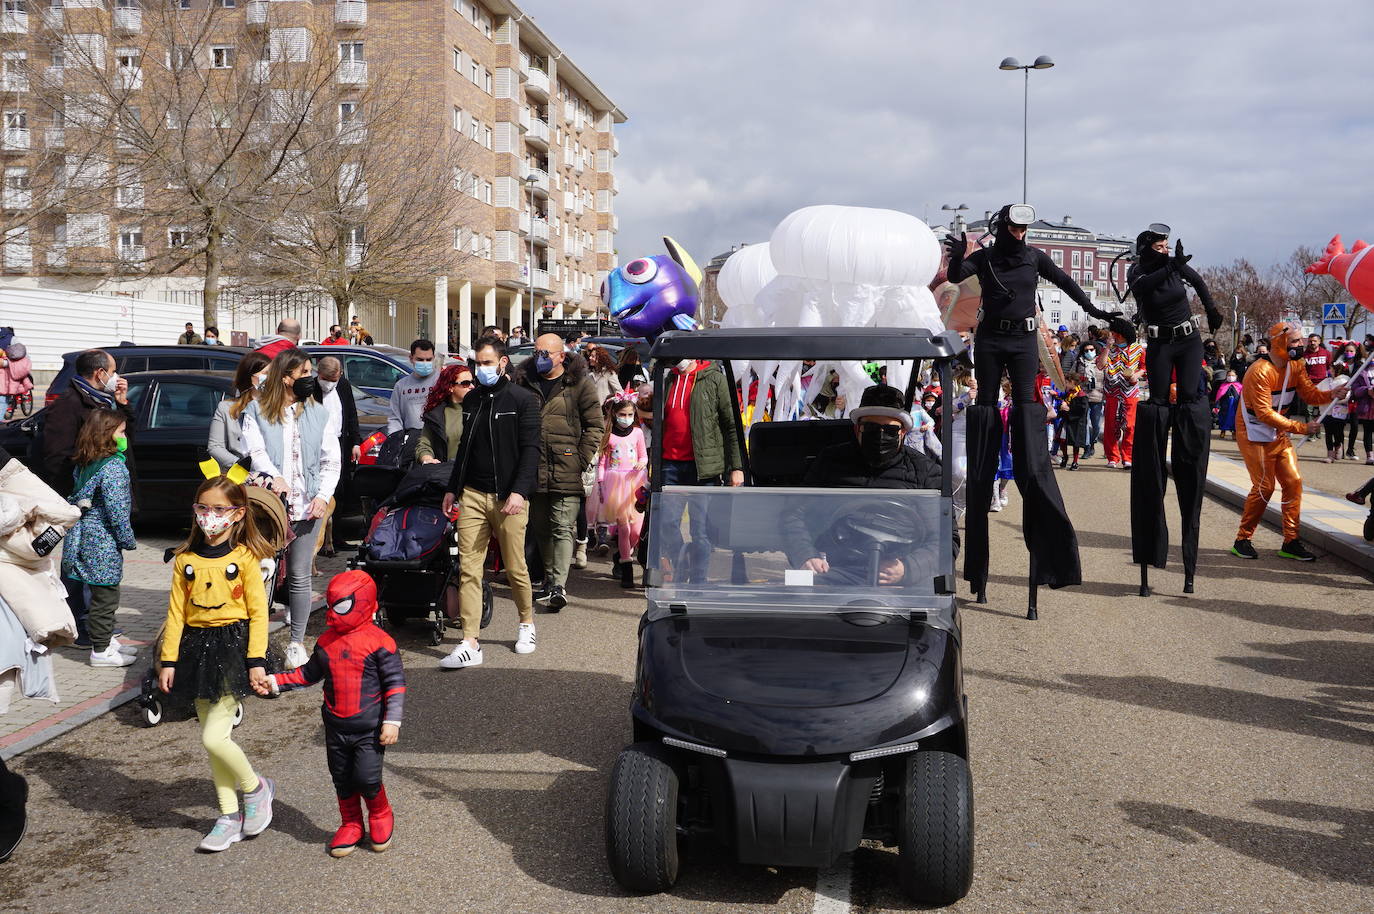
[3,463,1372,914]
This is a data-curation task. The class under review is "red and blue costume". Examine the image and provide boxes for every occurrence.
[272,570,405,856]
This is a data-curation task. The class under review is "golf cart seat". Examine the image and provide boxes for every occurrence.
[747,419,853,486]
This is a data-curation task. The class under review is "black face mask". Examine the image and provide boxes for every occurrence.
[1286,346,1305,362]
[859,423,903,468]
[291,376,317,401]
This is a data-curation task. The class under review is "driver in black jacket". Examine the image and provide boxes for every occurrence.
[786,385,953,585]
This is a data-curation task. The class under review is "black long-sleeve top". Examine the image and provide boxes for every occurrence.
[1127,260,1217,327]
[951,246,1108,323]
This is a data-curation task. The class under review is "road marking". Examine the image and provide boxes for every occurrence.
[813,854,853,914]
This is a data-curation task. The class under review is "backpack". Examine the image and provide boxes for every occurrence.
[365,505,449,563]
[375,428,419,469]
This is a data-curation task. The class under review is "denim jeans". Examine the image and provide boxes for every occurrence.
[285,517,320,643]
[1087,400,1105,447]
[658,460,719,582]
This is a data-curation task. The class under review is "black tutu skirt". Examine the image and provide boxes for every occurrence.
[166,621,279,710]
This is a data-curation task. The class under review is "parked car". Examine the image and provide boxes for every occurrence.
[507,336,648,369]
[300,344,412,399]
[3,370,385,523]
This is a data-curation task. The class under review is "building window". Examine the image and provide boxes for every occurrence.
[168,228,190,247]
[1071,250,1081,268]
[1049,310,1061,324]
[1098,262,1107,280]
[221,0,236,7]
[211,46,234,69]
[118,227,143,251]
[1050,249,1062,266]
[339,41,363,63]
[481,124,492,149]
[1083,251,1093,269]
[453,47,461,71]
[452,106,461,131]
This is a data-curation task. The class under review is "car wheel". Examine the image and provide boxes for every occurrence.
[899,750,973,905]
[605,742,681,894]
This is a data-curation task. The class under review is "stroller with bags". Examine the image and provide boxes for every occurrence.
[353,461,493,645]
[135,482,290,727]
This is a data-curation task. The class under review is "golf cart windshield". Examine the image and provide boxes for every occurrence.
[646,486,953,620]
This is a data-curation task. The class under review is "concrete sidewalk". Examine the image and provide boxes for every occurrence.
[0,535,349,759]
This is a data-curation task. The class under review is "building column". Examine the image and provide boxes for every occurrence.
[510,291,524,332]
[483,287,497,329]
[553,302,565,319]
[434,275,450,356]
[457,281,473,350]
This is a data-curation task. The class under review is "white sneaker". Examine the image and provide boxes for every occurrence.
[439,641,483,669]
[989,499,1003,513]
[515,623,537,655]
[110,635,139,656]
[284,642,309,670]
[89,643,136,668]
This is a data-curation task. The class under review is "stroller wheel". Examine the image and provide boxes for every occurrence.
[141,698,163,727]
[480,581,494,630]
[429,618,445,646]
[232,702,245,728]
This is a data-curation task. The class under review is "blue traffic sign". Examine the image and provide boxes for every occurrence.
[1322,302,1348,325]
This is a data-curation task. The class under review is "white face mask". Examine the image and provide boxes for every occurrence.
[195,512,237,537]
[676,359,696,373]
[615,414,635,428]
[253,372,267,390]
[102,371,120,393]
[318,379,338,395]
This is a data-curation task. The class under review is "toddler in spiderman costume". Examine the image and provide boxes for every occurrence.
[256,570,406,857]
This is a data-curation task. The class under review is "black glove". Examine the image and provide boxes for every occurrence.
[1206,309,1223,334]
[1086,306,1123,322]
[1173,239,1193,271]
[943,232,966,276]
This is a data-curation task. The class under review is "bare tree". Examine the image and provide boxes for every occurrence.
[1197,258,1287,350]
[30,7,345,329]
[234,52,480,328]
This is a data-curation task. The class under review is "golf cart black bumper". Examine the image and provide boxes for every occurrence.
[722,756,874,867]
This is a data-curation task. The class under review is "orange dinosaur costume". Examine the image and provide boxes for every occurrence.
[1233,322,1333,558]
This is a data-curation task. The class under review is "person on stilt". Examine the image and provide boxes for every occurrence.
[1126,224,1224,594]
[945,203,1124,618]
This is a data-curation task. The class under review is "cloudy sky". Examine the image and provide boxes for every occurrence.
[527,0,1374,272]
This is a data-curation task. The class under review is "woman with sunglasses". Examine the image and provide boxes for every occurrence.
[417,363,474,465]
[1125,224,1224,596]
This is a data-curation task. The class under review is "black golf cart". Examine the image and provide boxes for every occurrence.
[604,327,973,906]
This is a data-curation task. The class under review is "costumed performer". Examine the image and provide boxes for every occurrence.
[1125,224,1223,595]
[588,391,648,589]
[945,203,1125,618]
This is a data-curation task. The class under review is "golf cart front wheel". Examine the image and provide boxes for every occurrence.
[899,750,973,905]
[605,742,681,894]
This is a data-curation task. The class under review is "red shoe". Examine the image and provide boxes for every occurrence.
[329,794,365,858]
[363,786,394,852]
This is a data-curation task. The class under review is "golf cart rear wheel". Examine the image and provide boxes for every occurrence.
[605,742,680,894]
[899,750,973,905]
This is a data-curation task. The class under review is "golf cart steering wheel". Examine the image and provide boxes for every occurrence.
[827,500,924,586]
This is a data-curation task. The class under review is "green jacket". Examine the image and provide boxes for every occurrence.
[664,362,742,479]
[514,353,605,495]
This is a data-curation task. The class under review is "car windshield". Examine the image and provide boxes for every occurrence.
[646,486,953,620]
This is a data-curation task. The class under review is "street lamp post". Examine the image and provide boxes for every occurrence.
[524,174,538,335]
[998,55,1055,202]
[941,203,969,234]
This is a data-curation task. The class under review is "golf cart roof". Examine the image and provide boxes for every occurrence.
[649,327,965,361]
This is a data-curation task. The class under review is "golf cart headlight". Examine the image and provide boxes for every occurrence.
[662,736,726,758]
[849,741,920,763]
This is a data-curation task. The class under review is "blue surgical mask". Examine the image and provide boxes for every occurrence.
[535,353,554,375]
[475,365,501,386]
[414,360,435,378]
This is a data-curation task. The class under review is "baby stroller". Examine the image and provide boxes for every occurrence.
[135,484,291,727]
[353,462,493,646]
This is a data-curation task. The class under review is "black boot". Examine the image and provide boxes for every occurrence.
[620,560,635,589]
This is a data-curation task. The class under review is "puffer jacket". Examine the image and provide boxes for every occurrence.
[662,362,742,479]
[0,352,32,396]
[513,353,605,495]
[0,447,80,644]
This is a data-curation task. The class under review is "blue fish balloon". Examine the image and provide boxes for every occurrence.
[602,236,703,340]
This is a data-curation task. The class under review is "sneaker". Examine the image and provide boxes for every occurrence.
[70,636,92,650]
[1069,461,1080,471]
[539,584,566,612]
[514,623,536,655]
[1347,491,1367,505]
[197,814,243,853]
[531,579,552,602]
[110,634,139,656]
[1278,539,1316,561]
[1122,461,1132,469]
[89,643,136,667]
[439,641,483,669]
[989,499,1003,513]
[1230,539,1259,560]
[1106,460,1119,469]
[241,776,275,837]
[284,642,309,670]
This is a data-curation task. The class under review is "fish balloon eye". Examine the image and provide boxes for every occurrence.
[183,564,196,581]
[599,279,609,303]
[623,259,658,285]
[225,563,239,581]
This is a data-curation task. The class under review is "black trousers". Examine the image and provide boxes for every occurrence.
[973,329,1039,405]
[1144,332,1203,405]
[325,724,386,799]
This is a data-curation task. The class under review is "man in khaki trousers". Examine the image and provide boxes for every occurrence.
[439,337,543,669]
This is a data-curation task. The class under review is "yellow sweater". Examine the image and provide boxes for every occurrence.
[161,543,269,666]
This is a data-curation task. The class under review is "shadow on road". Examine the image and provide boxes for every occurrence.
[1119,798,1374,886]
[966,668,1374,747]
[391,666,813,904]
[1218,640,1374,688]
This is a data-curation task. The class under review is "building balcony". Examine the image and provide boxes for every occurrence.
[0,11,27,36]
[525,67,549,99]
[529,267,551,292]
[44,127,64,148]
[116,187,144,208]
[1,127,27,152]
[39,7,60,30]
[118,244,145,264]
[4,247,31,271]
[113,7,140,34]
[250,60,270,83]
[246,0,268,28]
[531,219,549,244]
[337,123,366,144]
[345,242,363,267]
[42,65,61,87]
[335,0,365,27]
[517,210,530,235]
[0,72,26,92]
[526,117,549,148]
[2,188,30,210]
[612,134,619,155]
[338,61,366,86]
[525,167,549,196]
[517,106,530,131]
[612,173,619,194]
[46,244,66,269]
[116,67,142,91]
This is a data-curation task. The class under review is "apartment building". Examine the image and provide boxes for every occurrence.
[0,0,625,350]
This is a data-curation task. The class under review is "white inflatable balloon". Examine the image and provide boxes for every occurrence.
[717,243,777,312]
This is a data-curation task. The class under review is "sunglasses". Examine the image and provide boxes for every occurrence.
[456,380,474,388]
[193,504,242,517]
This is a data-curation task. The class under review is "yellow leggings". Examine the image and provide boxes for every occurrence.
[195,695,260,815]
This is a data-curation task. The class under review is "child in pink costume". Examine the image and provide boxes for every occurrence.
[590,393,647,588]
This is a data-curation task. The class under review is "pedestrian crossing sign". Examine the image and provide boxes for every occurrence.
[1322,302,1348,325]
